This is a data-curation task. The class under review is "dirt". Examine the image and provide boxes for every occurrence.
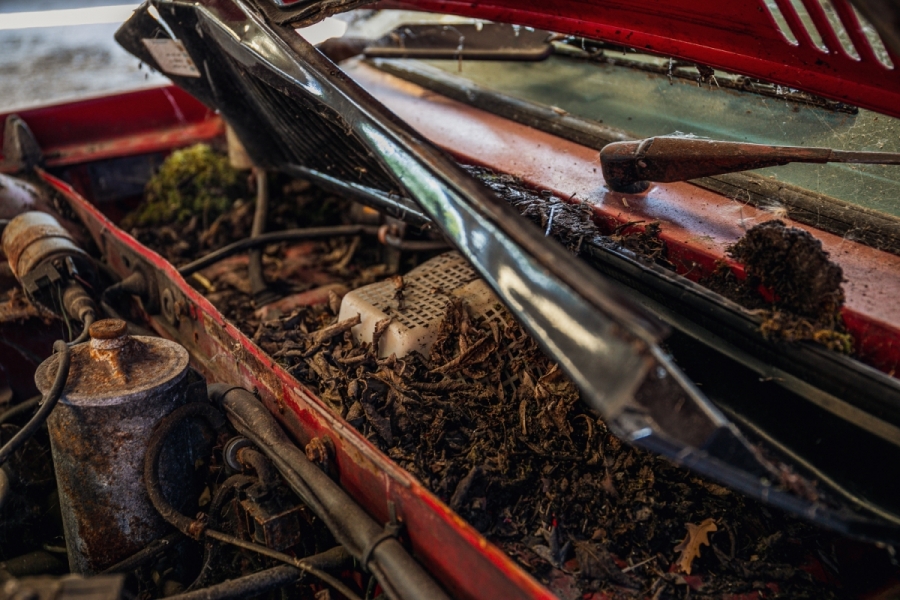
[471,165,853,353]
[120,150,857,598]
[467,166,674,270]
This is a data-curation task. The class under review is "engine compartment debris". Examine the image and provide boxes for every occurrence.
[3,143,897,600]
[99,147,866,598]
[123,143,244,229]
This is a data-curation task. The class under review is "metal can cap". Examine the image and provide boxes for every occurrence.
[89,319,127,340]
[34,327,189,407]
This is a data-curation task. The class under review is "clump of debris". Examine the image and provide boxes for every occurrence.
[467,166,673,270]
[708,220,853,352]
[472,165,851,353]
[248,291,842,599]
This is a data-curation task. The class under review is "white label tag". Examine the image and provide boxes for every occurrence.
[142,39,201,78]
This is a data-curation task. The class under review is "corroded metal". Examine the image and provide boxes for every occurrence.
[599,137,900,193]
[0,211,86,279]
[35,319,192,574]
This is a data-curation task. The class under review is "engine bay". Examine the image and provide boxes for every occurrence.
[1,140,898,598]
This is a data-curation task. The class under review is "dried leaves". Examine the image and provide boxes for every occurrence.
[140,171,848,600]
[673,518,718,575]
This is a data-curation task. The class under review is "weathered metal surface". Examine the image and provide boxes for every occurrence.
[0,212,86,279]
[0,87,222,174]
[600,137,900,193]
[34,319,192,574]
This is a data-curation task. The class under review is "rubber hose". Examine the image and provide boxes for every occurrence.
[235,447,279,491]
[172,547,353,600]
[188,475,254,590]
[209,385,450,600]
[100,532,183,575]
[0,467,9,512]
[143,403,362,600]
[178,225,380,277]
[0,396,41,427]
[68,310,95,346]
[248,168,271,303]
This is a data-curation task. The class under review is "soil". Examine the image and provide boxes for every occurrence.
[120,150,860,599]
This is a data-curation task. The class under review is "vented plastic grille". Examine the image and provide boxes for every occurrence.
[342,252,544,396]
[352,253,479,330]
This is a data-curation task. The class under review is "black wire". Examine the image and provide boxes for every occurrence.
[68,311,95,346]
[0,340,69,467]
[0,467,9,511]
[187,474,255,591]
[0,395,41,427]
[177,225,380,277]
[248,168,271,302]
[167,565,302,600]
[143,403,362,600]
[100,532,183,575]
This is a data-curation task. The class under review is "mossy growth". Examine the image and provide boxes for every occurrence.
[125,144,243,228]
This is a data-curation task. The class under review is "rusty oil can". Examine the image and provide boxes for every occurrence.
[35,319,194,574]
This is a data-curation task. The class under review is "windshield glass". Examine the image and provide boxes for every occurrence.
[411,52,900,217]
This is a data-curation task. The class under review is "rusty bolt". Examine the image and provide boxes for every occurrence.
[89,319,130,352]
[161,288,178,325]
[305,436,334,467]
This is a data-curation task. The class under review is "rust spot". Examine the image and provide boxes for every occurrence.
[38,331,188,403]
[305,436,333,465]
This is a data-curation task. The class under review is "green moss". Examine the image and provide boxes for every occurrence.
[125,144,242,228]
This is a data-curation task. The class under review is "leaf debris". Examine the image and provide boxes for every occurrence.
[673,517,718,575]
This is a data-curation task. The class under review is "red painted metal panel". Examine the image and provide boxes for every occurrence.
[0,86,221,169]
[377,0,900,119]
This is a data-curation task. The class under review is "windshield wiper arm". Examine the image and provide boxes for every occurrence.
[600,136,900,193]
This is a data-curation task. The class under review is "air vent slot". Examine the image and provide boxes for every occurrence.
[764,0,894,69]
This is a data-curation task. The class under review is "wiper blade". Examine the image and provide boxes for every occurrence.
[600,136,900,193]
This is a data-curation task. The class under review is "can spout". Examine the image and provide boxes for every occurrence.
[87,319,134,383]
